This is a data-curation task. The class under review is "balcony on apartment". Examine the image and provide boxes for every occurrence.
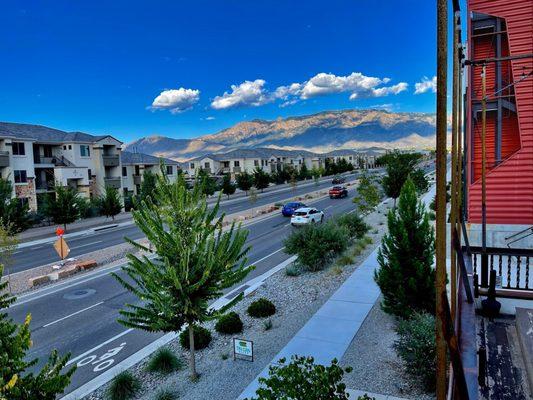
[102,154,120,167]
[104,176,121,189]
[0,151,9,168]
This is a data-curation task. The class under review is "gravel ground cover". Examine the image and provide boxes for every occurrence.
[340,301,435,400]
[84,202,392,400]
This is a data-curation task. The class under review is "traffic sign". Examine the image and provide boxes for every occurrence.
[54,237,70,260]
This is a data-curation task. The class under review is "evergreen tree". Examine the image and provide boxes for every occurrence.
[236,171,253,195]
[0,177,30,234]
[381,152,420,206]
[352,174,381,215]
[99,186,122,220]
[410,168,430,194]
[374,179,435,318]
[43,185,80,230]
[221,173,236,199]
[113,174,253,379]
[197,168,218,196]
[298,163,310,180]
[310,167,320,186]
[139,170,157,204]
[289,173,298,192]
[0,226,75,399]
[253,168,270,192]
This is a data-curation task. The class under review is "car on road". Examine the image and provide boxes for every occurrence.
[281,202,307,217]
[290,207,324,226]
[329,185,348,199]
[332,175,346,184]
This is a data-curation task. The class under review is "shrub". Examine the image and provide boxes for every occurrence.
[285,264,301,277]
[336,213,369,239]
[357,395,376,400]
[330,265,343,276]
[263,319,273,331]
[284,222,349,272]
[107,371,141,400]
[249,356,352,400]
[336,254,354,266]
[247,298,276,318]
[154,387,178,400]
[394,313,436,391]
[215,312,243,334]
[146,348,183,374]
[179,325,212,350]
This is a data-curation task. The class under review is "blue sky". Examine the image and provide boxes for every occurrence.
[0,1,441,143]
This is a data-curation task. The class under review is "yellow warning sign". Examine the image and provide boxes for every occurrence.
[53,237,70,260]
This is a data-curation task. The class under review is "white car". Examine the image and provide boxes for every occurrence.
[290,207,324,226]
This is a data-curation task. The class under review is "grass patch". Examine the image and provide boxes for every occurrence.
[336,254,354,266]
[330,265,343,276]
[108,371,141,400]
[154,387,178,400]
[285,264,302,277]
[263,319,273,331]
[147,348,183,374]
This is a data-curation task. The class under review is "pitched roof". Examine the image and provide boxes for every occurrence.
[121,151,179,166]
[0,122,121,144]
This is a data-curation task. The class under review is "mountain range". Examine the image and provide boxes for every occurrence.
[125,109,436,161]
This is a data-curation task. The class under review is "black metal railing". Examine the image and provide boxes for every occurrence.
[470,246,532,291]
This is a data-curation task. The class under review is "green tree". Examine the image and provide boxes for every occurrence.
[248,356,352,400]
[236,171,253,195]
[43,185,80,230]
[197,168,218,197]
[221,173,236,199]
[374,179,435,318]
[113,174,253,379]
[289,173,298,193]
[298,163,310,180]
[0,177,30,234]
[139,170,157,204]
[248,187,258,215]
[311,167,320,186]
[410,168,429,194]
[381,151,421,206]
[99,186,122,220]
[0,226,75,400]
[253,168,270,193]
[352,174,381,215]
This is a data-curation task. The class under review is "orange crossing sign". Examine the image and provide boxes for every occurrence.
[54,237,70,260]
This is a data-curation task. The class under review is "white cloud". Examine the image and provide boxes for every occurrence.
[211,79,272,110]
[414,76,437,94]
[205,116,216,120]
[150,88,200,113]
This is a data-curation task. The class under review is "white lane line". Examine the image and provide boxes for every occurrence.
[250,248,285,265]
[324,205,333,211]
[66,328,134,366]
[42,302,104,328]
[30,246,44,250]
[73,241,103,250]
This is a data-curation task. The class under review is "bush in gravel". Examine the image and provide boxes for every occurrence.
[179,325,212,350]
[357,395,376,400]
[108,371,141,400]
[215,312,243,334]
[336,254,354,266]
[247,298,276,318]
[284,221,349,272]
[285,264,301,277]
[394,312,436,391]
[335,213,369,240]
[154,387,178,400]
[147,348,183,374]
[263,319,273,331]
[249,355,352,400]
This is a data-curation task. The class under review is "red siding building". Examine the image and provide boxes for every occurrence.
[466,0,533,225]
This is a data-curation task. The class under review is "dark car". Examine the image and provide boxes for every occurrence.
[282,202,307,217]
[329,186,348,199]
[332,176,346,184]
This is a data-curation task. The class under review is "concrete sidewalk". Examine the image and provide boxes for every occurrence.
[238,246,383,399]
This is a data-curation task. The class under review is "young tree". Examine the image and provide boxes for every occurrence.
[289,173,298,193]
[43,185,80,230]
[374,179,435,318]
[99,186,122,220]
[311,167,320,186]
[113,174,253,379]
[352,174,381,215]
[381,152,420,206]
[248,187,258,215]
[236,171,253,195]
[139,170,157,203]
[253,168,270,193]
[221,173,236,199]
[410,168,430,194]
[298,163,310,180]
[0,226,75,400]
[0,177,30,234]
[197,168,218,197]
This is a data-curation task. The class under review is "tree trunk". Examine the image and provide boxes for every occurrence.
[188,324,197,380]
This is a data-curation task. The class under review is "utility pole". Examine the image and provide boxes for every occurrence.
[435,0,448,398]
[481,64,488,287]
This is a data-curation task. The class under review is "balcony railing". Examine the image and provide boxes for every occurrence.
[104,177,121,189]
[133,175,142,185]
[0,151,9,167]
[103,154,120,167]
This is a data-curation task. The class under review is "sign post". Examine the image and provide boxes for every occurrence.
[53,227,70,263]
[233,338,253,362]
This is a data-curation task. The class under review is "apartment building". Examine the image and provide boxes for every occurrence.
[0,122,123,211]
[121,151,181,196]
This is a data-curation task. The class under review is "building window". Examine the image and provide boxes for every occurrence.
[68,145,72,150]
[234,160,240,167]
[122,166,127,177]
[88,169,92,180]
[18,197,29,207]
[134,165,140,175]
[14,170,27,183]
[204,162,210,169]
[63,145,67,150]
[166,165,173,175]
[12,142,25,156]
[80,145,90,157]
[190,162,195,169]
[254,160,259,167]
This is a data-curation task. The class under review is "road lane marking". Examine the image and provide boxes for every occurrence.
[73,241,103,250]
[67,329,134,366]
[250,248,285,265]
[42,302,104,328]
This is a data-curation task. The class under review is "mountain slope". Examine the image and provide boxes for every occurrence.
[125,109,435,161]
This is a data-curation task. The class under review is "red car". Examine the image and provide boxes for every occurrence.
[329,186,348,199]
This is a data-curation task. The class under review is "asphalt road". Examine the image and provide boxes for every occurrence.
[9,186,363,397]
[11,171,383,274]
